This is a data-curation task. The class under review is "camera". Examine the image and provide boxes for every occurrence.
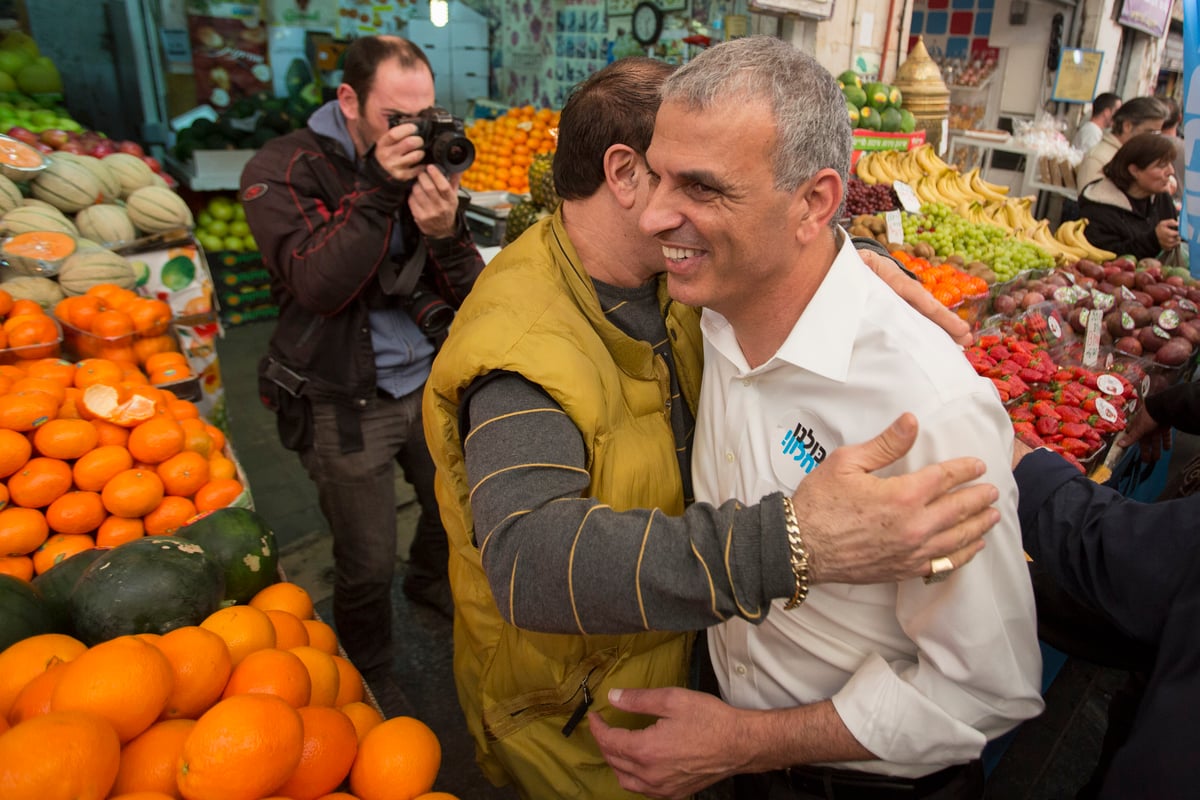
[388,106,476,175]
[405,281,456,338]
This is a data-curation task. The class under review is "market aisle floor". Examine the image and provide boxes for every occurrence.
[218,319,1133,800]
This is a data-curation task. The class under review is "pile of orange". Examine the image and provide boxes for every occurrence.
[0,289,62,362]
[52,283,192,386]
[891,250,990,310]
[460,104,559,194]
[0,582,454,800]
[0,358,239,582]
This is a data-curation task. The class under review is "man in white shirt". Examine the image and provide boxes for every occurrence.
[1072,92,1122,153]
[591,37,1043,799]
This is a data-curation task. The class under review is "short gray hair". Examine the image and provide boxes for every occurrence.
[660,36,852,194]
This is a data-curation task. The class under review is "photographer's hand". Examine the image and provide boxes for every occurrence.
[409,164,461,239]
[373,122,427,183]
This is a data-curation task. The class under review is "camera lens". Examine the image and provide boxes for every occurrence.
[432,134,475,173]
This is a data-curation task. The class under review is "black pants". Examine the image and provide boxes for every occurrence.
[733,760,983,800]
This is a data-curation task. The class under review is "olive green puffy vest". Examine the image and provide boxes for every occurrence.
[424,210,704,799]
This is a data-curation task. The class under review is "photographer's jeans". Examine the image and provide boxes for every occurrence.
[299,387,448,677]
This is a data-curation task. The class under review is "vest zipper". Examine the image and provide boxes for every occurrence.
[560,672,595,737]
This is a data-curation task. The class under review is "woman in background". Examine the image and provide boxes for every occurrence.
[1077,132,1180,260]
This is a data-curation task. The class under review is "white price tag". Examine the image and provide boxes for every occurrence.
[1095,397,1118,424]
[884,210,904,244]
[1097,374,1124,396]
[1083,307,1102,368]
[1048,315,1062,340]
[893,182,922,214]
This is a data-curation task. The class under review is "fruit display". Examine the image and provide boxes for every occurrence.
[460,104,559,194]
[0,568,457,800]
[837,70,915,133]
[843,177,899,215]
[195,194,256,254]
[172,91,319,160]
[502,152,558,245]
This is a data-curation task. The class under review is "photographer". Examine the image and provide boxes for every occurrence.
[240,35,484,714]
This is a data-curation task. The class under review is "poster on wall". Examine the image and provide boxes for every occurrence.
[335,0,413,36]
[1051,48,1103,104]
[186,2,272,109]
[1117,0,1171,39]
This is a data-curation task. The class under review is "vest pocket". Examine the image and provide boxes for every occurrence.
[481,648,615,741]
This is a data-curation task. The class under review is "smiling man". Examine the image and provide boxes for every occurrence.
[589,37,1043,800]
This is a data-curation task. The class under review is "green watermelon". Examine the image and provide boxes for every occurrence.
[0,574,57,651]
[30,548,105,636]
[177,507,279,605]
[70,537,225,645]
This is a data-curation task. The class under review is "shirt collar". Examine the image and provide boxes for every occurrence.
[701,230,867,382]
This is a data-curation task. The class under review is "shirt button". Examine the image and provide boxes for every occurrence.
[735,663,747,676]
[358,399,367,407]
[725,452,735,462]
[361,327,369,334]
[742,379,752,387]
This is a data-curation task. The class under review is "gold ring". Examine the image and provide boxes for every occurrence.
[923,556,956,585]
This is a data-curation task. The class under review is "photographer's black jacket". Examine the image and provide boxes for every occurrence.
[240,104,484,413]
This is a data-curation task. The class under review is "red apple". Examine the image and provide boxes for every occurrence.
[141,154,162,173]
[5,126,38,146]
[33,142,54,154]
[89,140,116,158]
[116,140,145,157]
[57,140,85,154]
[39,129,71,149]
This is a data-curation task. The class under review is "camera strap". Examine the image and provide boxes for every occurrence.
[378,239,427,297]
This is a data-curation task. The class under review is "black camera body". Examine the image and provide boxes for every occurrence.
[388,106,475,175]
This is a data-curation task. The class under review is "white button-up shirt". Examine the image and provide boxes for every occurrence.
[698,234,1044,777]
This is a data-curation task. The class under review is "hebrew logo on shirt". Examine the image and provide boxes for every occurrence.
[781,422,827,474]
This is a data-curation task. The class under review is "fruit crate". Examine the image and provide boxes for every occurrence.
[211,250,277,327]
[0,316,62,364]
[58,320,202,402]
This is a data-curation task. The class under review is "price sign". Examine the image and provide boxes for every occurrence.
[884,210,904,244]
[1083,308,1102,368]
[893,181,922,214]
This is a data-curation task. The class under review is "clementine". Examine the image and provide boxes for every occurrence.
[110,717,195,797]
[349,716,441,800]
[199,604,276,666]
[274,705,359,800]
[221,647,312,708]
[151,625,232,721]
[0,710,121,800]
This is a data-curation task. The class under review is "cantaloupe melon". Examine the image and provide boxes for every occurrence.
[0,230,76,276]
[0,173,21,215]
[21,197,58,211]
[0,133,47,183]
[30,158,103,213]
[74,204,137,247]
[125,185,194,233]
[52,153,120,203]
[55,248,136,295]
[101,152,158,197]
[0,274,65,308]
[0,204,78,237]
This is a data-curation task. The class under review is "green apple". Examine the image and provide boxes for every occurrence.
[223,235,246,252]
[229,219,250,238]
[206,218,229,238]
[208,196,235,221]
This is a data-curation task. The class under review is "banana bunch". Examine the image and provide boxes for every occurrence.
[963,167,1011,202]
[1023,220,1077,265]
[1055,219,1118,263]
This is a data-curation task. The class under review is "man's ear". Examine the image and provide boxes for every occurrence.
[337,84,359,123]
[603,144,641,209]
[795,169,844,238]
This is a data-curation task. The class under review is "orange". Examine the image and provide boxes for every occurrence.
[176,693,304,800]
[331,655,365,707]
[0,287,11,316]
[0,428,32,477]
[166,398,201,421]
[95,515,144,548]
[111,717,195,798]
[265,608,310,650]
[68,295,104,332]
[127,299,172,337]
[10,376,66,404]
[199,604,276,666]
[0,710,121,800]
[101,468,164,519]
[339,700,384,744]
[0,506,50,556]
[192,477,244,512]
[302,618,339,656]
[44,491,106,535]
[5,315,60,359]
[207,454,236,481]
[31,418,98,460]
[0,389,59,431]
[51,634,174,743]
[149,365,190,386]
[250,581,315,621]
[90,309,135,338]
[109,793,179,800]
[0,555,33,581]
[72,444,134,492]
[290,645,340,707]
[142,495,196,536]
[0,633,87,720]
[142,351,187,375]
[349,716,441,800]
[151,626,232,721]
[204,424,226,454]
[156,450,209,497]
[6,456,72,508]
[72,358,124,389]
[274,705,359,800]
[177,418,212,457]
[32,533,95,575]
[91,417,131,446]
[127,417,184,464]
[7,657,69,725]
[221,647,311,708]
[414,794,463,800]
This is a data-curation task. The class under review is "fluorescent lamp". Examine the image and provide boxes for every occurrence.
[431,0,449,27]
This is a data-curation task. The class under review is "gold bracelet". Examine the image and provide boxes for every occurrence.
[781,496,810,610]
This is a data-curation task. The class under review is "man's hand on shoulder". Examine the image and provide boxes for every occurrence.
[797,413,1000,584]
